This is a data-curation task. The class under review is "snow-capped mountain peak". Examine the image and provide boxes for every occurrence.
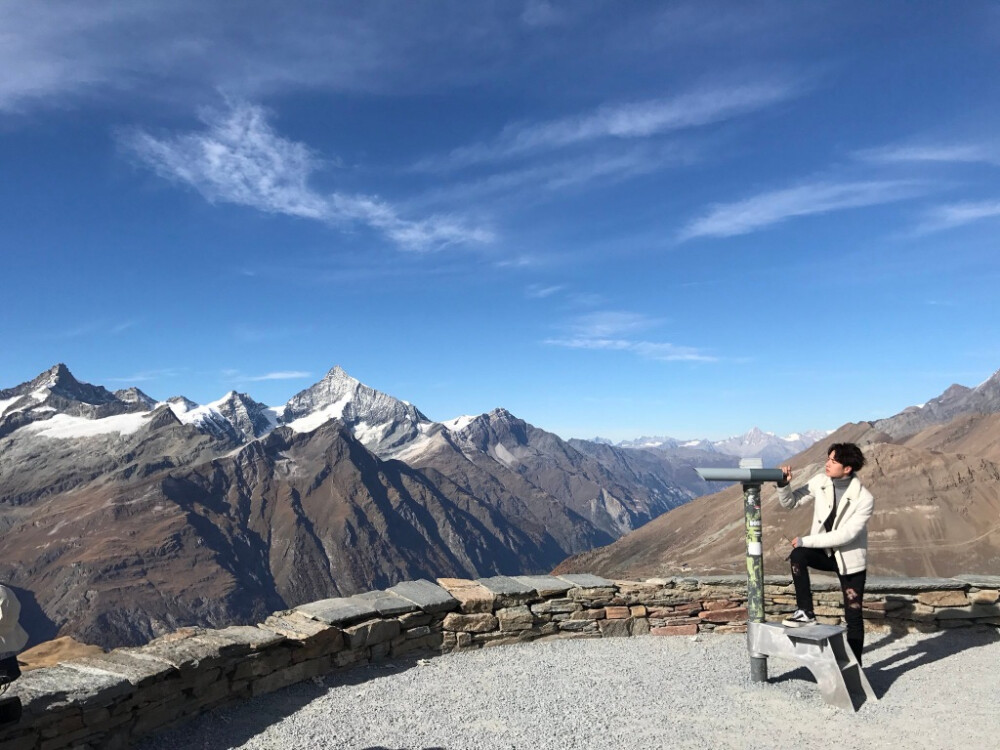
[213,391,277,440]
[279,366,432,456]
[114,387,157,410]
[281,365,361,421]
[0,364,145,422]
[164,396,200,415]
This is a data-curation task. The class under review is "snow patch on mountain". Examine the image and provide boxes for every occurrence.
[164,399,196,418]
[168,400,226,429]
[285,395,352,433]
[352,420,388,446]
[22,412,151,439]
[393,431,448,463]
[442,415,476,432]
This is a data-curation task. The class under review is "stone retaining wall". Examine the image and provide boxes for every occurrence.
[2,573,998,749]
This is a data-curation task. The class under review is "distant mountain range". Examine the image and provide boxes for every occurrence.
[600,427,831,467]
[1,363,823,650]
[556,368,1000,580]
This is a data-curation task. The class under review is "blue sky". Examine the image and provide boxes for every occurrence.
[2,1,999,441]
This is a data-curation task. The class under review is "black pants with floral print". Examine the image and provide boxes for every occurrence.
[789,545,867,663]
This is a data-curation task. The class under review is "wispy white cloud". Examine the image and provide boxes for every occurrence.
[521,1,569,28]
[0,2,512,112]
[567,311,657,338]
[111,320,140,334]
[232,324,303,343]
[123,101,327,219]
[417,141,694,208]
[856,142,1000,165]
[545,311,715,362]
[104,368,181,383]
[121,100,491,250]
[525,284,565,299]
[679,179,924,240]
[0,2,147,112]
[51,319,141,339]
[494,255,541,269]
[548,336,714,362]
[431,80,799,169]
[914,200,1000,234]
[568,292,605,307]
[245,371,312,381]
[330,193,494,248]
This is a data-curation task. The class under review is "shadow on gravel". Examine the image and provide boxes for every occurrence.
[768,628,1000,700]
[135,656,429,750]
[865,627,1000,698]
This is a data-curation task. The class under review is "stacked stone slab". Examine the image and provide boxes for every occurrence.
[2,574,997,750]
[764,574,1000,632]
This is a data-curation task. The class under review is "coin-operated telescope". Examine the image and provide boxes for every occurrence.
[696,460,785,683]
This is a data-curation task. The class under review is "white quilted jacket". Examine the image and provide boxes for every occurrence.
[777,473,874,575]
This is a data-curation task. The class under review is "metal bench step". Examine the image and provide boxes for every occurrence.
[748,621,878,711]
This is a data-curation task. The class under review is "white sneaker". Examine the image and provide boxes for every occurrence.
[783,609,816,627]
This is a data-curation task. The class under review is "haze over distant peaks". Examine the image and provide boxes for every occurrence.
[611,426,831,465]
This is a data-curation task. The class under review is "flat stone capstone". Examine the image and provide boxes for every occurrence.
[387,579,459,613]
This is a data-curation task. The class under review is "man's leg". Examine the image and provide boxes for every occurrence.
[839,569,867,665]
[789,546,837,615]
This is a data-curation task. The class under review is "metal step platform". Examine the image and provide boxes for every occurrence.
[748,621,877,710]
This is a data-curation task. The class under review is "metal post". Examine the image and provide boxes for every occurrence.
[743,481,767,682]
[695,464,784,684]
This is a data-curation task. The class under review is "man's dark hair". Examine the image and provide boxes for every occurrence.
[828,442,866,473]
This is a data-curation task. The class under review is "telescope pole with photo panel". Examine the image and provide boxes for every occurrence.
[696,461,785,683]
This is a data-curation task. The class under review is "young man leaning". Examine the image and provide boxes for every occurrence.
[777,442,874,664]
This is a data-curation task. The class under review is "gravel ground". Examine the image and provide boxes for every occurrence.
[137,627,1000,750]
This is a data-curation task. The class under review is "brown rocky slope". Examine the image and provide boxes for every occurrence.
[555,418,1000,579]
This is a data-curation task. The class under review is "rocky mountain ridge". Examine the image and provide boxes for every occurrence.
[0,364,695,648]
[2,364,826,469]
[9,362,996,648]
[873,367,1000,438]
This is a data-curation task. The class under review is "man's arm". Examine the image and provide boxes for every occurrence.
[776,467,815,509]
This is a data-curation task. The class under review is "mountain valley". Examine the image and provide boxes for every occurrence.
[1,364,787,649]
[557,369,1000,580]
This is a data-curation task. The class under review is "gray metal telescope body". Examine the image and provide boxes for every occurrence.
[696,467,785,483]
[694,463,786,684]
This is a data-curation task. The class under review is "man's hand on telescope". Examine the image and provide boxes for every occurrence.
[779,465,792,487]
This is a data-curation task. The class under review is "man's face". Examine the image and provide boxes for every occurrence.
[825,451,852,479]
